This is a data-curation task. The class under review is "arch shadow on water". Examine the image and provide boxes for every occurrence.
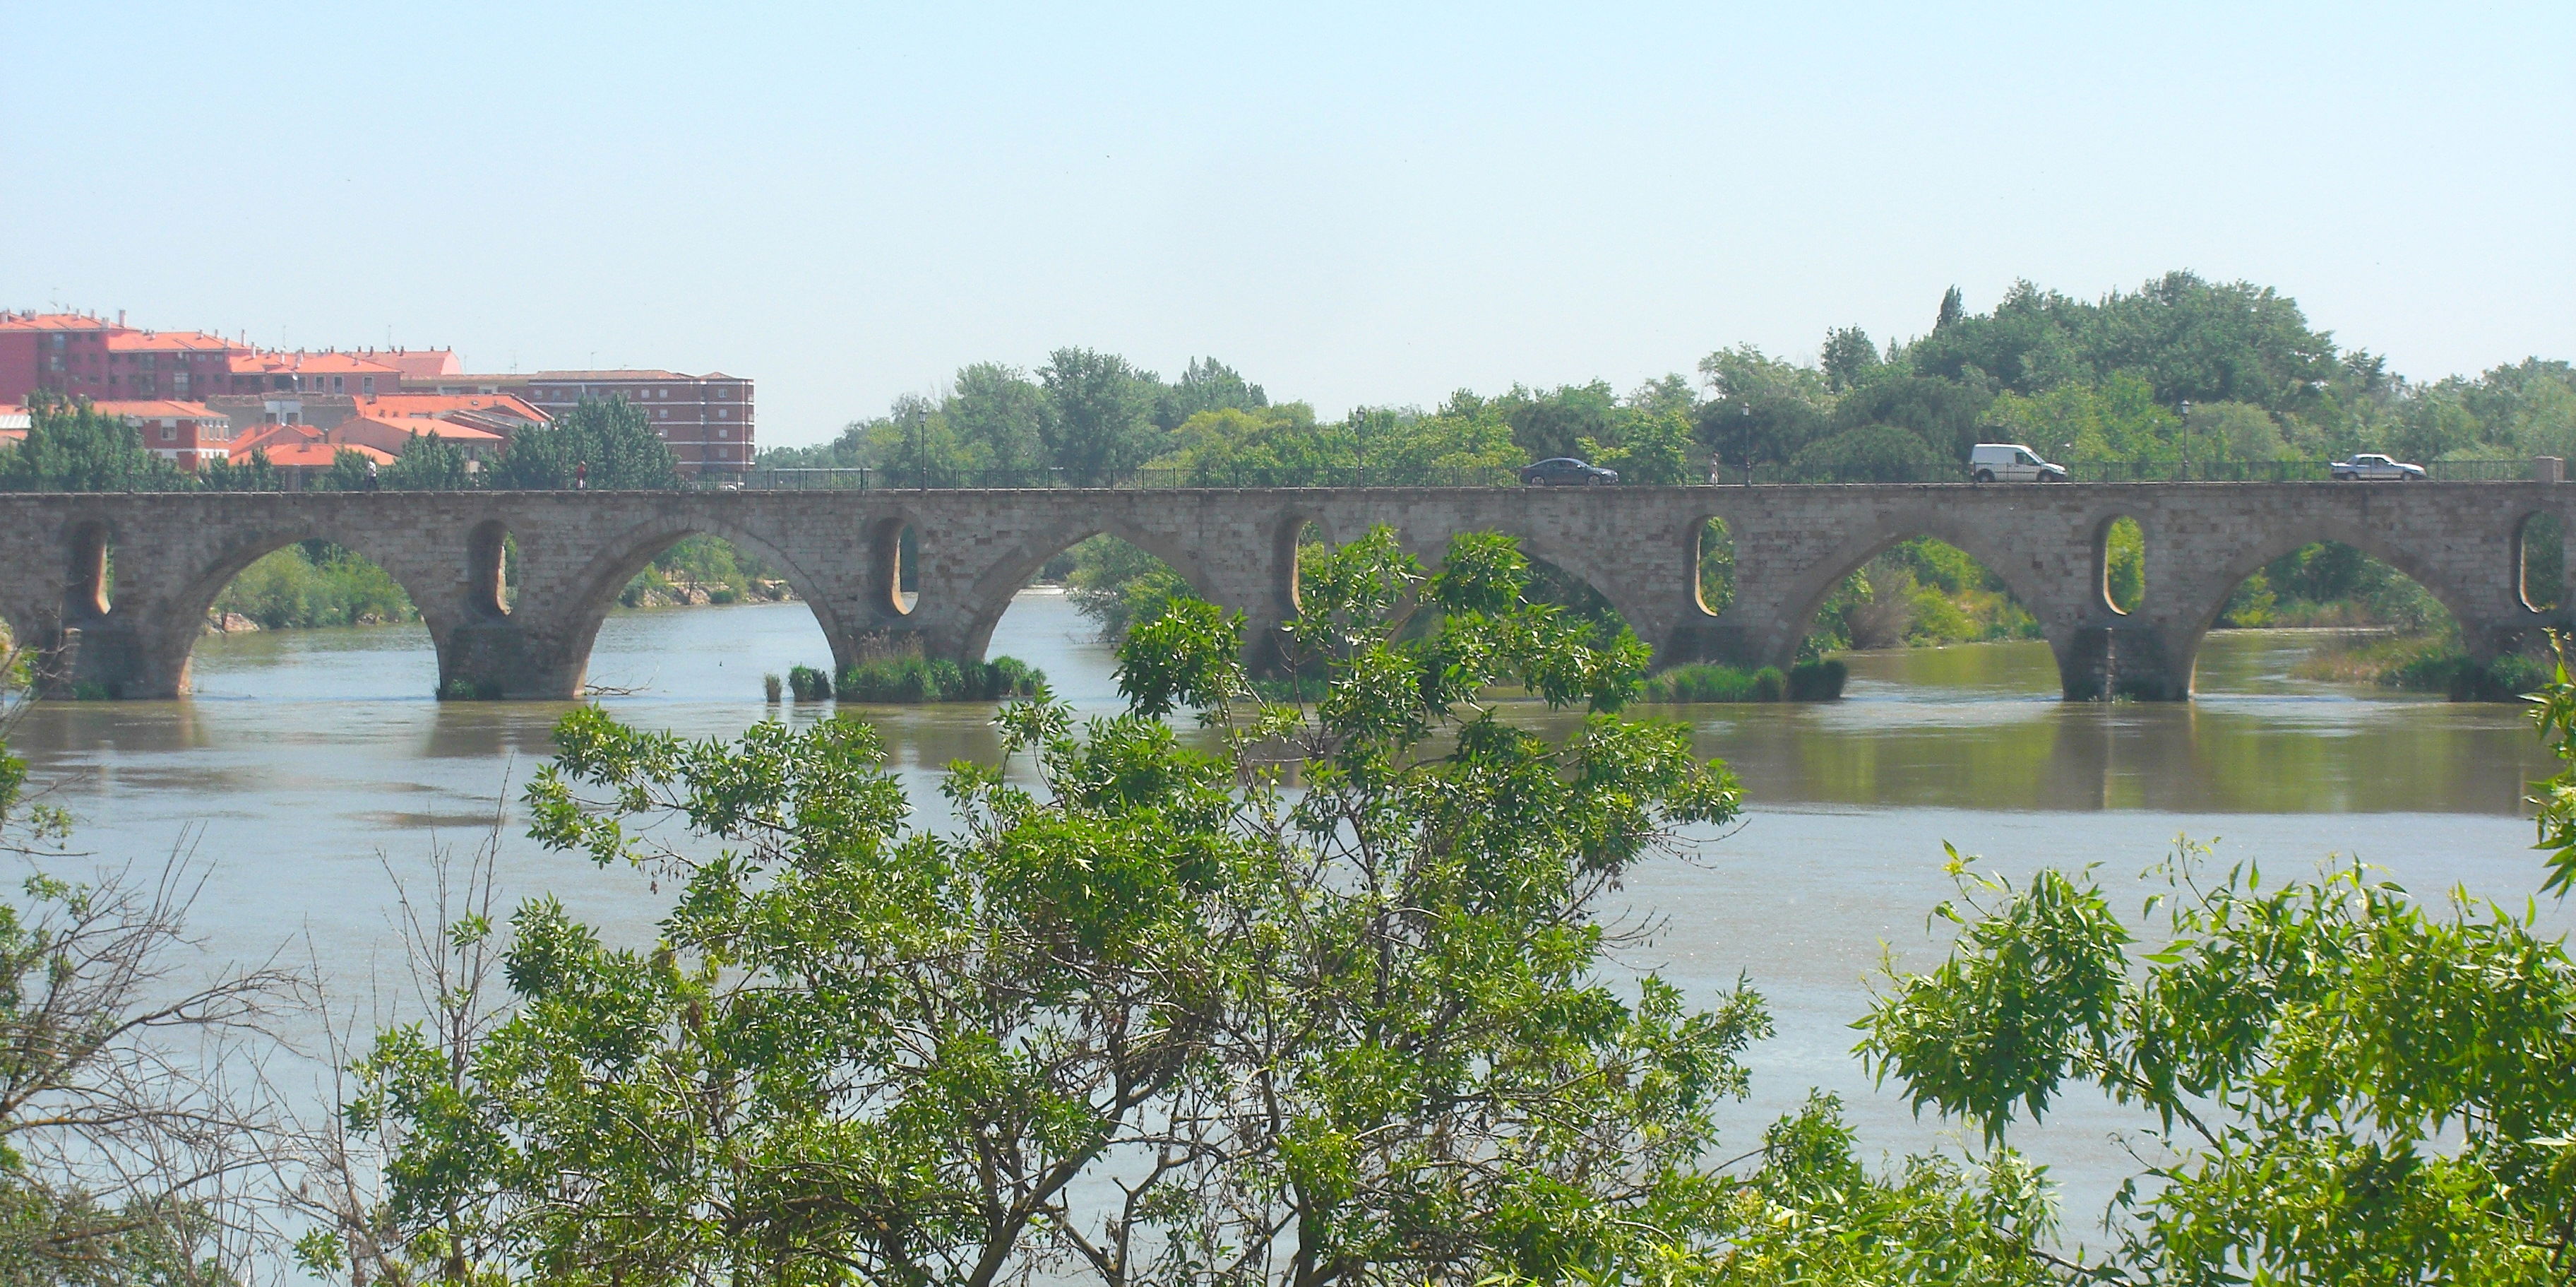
[2192,538,2471,701]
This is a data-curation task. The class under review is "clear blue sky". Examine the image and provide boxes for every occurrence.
[5,2,2568,446]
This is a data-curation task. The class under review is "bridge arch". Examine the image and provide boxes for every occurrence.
[1773,518,2065,668]
[545,515,848,690]
[949,514,1227,665]
[149,519,458,698]
[2177,521,2495,669]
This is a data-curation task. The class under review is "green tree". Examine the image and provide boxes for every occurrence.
[1496,379,1620,463]
[1819,326,1880,391]
[1155,355,1267,429]
[316,448,381,492]
[1580,408,1695,484]
[382,432,477,490]
[948,361,1050,473]
[198,447,280,492]
[0,393,189,492]
[1693,345,1835,479]
[487,396,679,490]
[1038,348,1164,480]
[347,528,1765,1286]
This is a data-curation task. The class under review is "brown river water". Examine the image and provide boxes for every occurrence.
[13,590,2567,1239]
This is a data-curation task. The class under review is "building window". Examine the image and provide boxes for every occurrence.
[717,427,728,438]
[333,376,345,393]
[162,425,176,441]
[717,408,728,418]
[362,376,374,396]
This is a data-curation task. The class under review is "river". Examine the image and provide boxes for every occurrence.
[11,589,2566,1240]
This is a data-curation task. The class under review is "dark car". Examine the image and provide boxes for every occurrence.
[1519,457,1618,486]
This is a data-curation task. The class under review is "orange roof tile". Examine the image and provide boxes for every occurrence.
[255,441,397,468]
[90,400,224,419]
[227,351,404,375]
[345,414,504,444]
[359,393,547,422]
[0,314,114,332]
[364,350,461,378]
[103,331,242,352]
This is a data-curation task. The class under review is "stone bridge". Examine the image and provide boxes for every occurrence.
[0,482,2565,703]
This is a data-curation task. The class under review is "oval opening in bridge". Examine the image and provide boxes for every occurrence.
[2101,516,2145,615]
[65,522,114,617]
[467,521,513,617]
[2200,541,2471,696]
[1289,521,1325,613]
[2519,512,2563,614]
[888,524,919,615]
[1694,517,1733,616]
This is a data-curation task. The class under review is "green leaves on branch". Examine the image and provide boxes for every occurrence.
[1861,834,2576,1283]
[352,526,1764,1286]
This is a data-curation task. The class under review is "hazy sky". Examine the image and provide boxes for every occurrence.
[5,3,2568,446]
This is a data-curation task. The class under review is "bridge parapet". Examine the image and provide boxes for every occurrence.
[0,482,2560,704]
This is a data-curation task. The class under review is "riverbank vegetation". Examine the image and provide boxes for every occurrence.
[770,645,1048,704]
[210,541,417,629]
[1640,658,1849,703]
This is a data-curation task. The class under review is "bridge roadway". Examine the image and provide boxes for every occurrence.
[0,482,2565,702]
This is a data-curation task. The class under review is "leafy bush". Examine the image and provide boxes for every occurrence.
[1787,658,1847,700]
[1636,662,1835,703]
[835,649,1046,704]
[785,665,831,701]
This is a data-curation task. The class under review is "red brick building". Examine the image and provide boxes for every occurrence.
[0,312,257,404]
[524,370,754,475]
[92,400,236,470]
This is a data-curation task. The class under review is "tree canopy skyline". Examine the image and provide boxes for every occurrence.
[766,271,2576,485]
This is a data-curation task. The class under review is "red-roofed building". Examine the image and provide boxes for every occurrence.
[525,369,753,476]
[226,350,406,398]
[90,400,236,470]
[0,312,258,404]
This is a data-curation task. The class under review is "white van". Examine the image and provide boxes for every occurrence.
[1967,442,2067,483]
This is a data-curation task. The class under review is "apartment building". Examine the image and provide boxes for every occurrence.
[523,369,754,475]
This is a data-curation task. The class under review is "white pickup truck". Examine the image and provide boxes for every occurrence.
[2330,453,2426,482]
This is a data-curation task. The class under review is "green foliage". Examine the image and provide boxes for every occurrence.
[1863,819,2576,1283]
[2226,541,2452,631]
[486,396,678,490]
[836,651,1045,703]
[618,535,785,607]
[210,542,416,629]
[313,448,381,492]
[0,393,189,492]
[349,527,1763,1285]
[1805,539,2040,654]
[1640,664,1781,704]
[2104,516,2145,613]
[1039,346,1166,480]
[381,432,475,490]
[1786,658,1847,700]
[1638,660,1843,704]
[1065,535,1192,641]
[784,663,830,700]
[196,447,280,492]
